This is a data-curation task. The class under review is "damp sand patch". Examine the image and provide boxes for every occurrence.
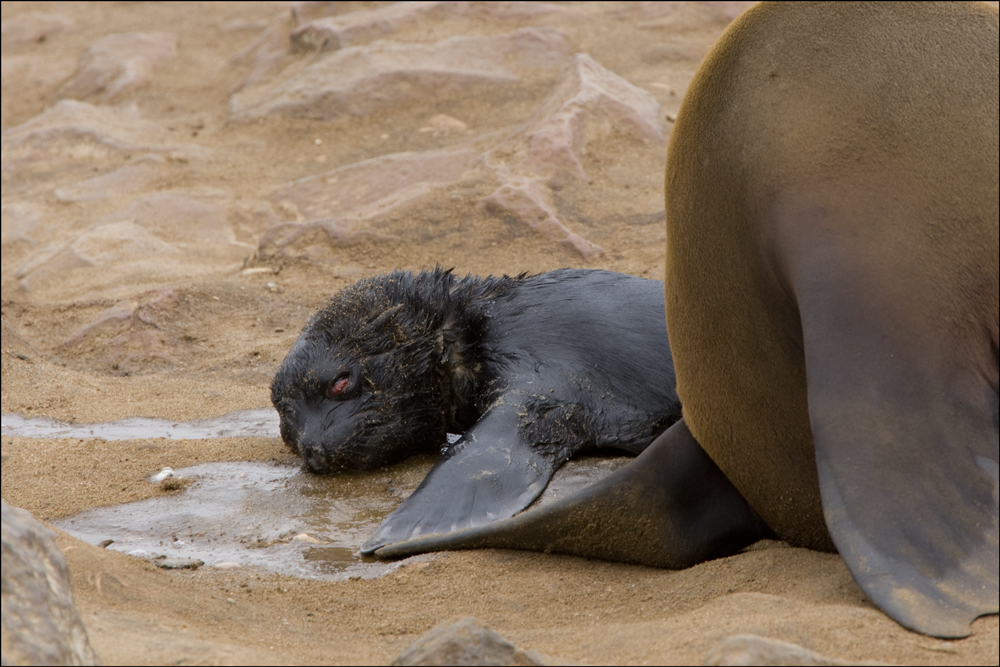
[1,408,279,440]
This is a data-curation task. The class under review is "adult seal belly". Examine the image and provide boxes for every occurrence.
[373,2,999,639]
[270,268,685,551]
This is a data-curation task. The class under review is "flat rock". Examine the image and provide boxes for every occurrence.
[1,100,206,196]
[0,13,77,45]
[290,1,563,52]
[231,28,571,120]
[53,155,164,203]
[260,149,475,262]
[478,53,665,258]
[58,289,179,375]
[57,32,178,102]
[273,148,477,222]
[1,499,99,666]
[392,617,547,666]
[703,635,869,666]
[14,192,251,301]
[154,557,204,570]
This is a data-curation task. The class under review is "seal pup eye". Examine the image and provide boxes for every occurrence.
[327,373,351,398]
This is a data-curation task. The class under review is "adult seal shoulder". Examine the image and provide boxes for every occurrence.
[372,2,999,640]
[271,268,683,549]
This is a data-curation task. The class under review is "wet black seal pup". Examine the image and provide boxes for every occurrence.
[271,268,686,550]
[373,1,998,640]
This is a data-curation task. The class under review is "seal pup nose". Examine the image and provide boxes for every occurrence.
[300,444,332,474]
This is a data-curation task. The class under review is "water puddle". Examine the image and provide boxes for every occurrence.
[52,454,630,580]
[1,408,280,440]
[8,407,629,579]
[53,458,435,580]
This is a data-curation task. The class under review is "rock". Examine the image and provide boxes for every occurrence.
[521,53,665,179]
[273,149,477,222]
[57,289,181,375]
[1,100,206,195]
[1,499,99,666]
[392,617,546,666]
[290,1,440,53]
[1,202,44,257]
[703,635,862,666]
[291,2,563,53]
[477,53,665,257]
[14,193,251,301]
[260,149,475,262]
[231,28,571,120]
[418,114,469,138]
[0,13,76,45]
[481,177,602,259]
[57,32,178,102]
[53,155,164,203]
[1,317,41,363]
[153,557,204,571]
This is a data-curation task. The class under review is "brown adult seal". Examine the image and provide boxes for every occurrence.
[372,2,999,639]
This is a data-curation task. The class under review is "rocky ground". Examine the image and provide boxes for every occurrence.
[2,2,997,665]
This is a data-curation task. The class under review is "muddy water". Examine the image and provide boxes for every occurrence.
[53,457,440,579]
[29,408,631,579]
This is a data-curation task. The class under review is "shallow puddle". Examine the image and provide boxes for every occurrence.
[54,457,435,580]
[53,453,631,580]
[1,408,280,440]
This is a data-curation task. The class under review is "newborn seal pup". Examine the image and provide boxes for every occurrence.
[271,268,690,551]
[372,2,998,639]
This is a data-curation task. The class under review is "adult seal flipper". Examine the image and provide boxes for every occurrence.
[374,420,774,567]
[791,222,1000,638]
[662,2,999,638]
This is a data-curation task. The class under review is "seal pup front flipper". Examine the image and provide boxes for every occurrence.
[360,404,557,554]
[785,211,999,639]
[372,419,773,566]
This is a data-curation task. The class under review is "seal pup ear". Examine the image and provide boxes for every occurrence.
[362,303,403,332]
[785,216,999,639]
[370,419,772,567]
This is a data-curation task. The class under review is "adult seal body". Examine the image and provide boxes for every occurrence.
[271,268,685,550]
[373,2,999,639]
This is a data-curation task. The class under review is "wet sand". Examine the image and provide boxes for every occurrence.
[2,2,997,664]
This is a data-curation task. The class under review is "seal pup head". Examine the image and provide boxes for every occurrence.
[270,269,495,474]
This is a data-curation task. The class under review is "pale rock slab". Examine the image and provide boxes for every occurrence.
[231,28,572,120]
[703,635,877,666]
[261,149,476,261]
[53,155,164,203]
[0,13,77,45]
[1,499,99,666]
[57,288,183,375]
[57,32,178,103]
[478,53,665,258]
[1,100,206,195]
[392,617,547,667]
[13,193,251,301]
[1,202,44,248]
[290,1,563,53]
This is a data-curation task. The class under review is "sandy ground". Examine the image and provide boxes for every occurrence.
[2,2,997,665]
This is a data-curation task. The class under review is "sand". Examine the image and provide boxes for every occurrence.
[2,2,997,664]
